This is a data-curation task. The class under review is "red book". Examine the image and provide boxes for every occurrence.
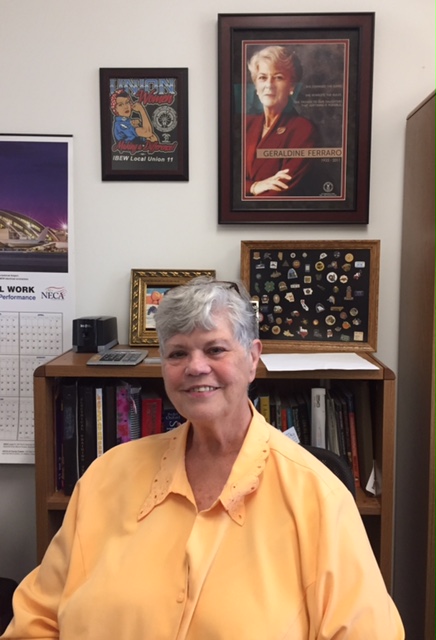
[338,384,361,490]
[141,393,163,436]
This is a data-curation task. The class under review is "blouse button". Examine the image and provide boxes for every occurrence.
[176,591,185,603]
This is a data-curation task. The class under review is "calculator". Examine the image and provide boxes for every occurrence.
[86,349,149,366]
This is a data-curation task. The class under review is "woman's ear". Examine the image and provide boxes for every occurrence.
[248,339,262,381]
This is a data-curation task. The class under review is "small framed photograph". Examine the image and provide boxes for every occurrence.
[240,240,380,352]
[129,269,216,346]
[218,13,375,224]
[100,68,189,181]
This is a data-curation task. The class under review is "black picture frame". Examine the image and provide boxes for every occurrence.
[100,68,189,181]
[218,13,375,224]
[241,240,380,352]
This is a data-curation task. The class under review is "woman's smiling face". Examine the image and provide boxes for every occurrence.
[254,60,294,113]
[160,312,261,428]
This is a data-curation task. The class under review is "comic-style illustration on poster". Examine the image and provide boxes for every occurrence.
[107,76,180,171]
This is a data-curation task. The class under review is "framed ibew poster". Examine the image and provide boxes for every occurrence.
[218,13,375,224]
[100,68,188,181]
[240,240,380,352]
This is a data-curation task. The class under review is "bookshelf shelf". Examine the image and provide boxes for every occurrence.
[34,347,396,591]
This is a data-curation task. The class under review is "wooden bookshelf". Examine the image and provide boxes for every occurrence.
[33,347,396,591]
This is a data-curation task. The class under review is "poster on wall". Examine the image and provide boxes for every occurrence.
[99,67,189,181]
[0,134,75,464]
[218,13,374,224]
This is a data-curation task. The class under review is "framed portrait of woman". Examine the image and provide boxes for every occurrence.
[218,13,375,224]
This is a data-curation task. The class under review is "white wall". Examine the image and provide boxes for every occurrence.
[0,0,434,583]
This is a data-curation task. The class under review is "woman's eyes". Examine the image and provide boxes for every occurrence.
[257,74,285,82]
[166,347,226,359]
[207,346,226,356]
[167,350,187,360]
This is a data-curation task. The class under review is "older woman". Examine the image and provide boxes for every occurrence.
[3,278,404,639]
[245,45,320,197]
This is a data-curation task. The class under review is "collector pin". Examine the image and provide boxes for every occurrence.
[272,325,281,335]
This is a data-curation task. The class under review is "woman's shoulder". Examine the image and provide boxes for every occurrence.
[267,424,351,497]
[81,427,183,480]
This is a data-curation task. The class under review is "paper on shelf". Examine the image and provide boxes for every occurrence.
[260,352,380,372]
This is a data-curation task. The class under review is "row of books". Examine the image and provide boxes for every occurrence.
[56,379,184,495]
[252,381,375,493]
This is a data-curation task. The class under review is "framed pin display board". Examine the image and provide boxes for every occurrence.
[240,240,380,352]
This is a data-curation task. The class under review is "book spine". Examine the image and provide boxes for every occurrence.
[274,391,282,431]
[336,392,352,465]
[341,385,361,488]
[95,387,104,457]
[77,384,87,477]
[129,386,142,440]
[297,392,311,445]
[141,396,163,436]
[116,384,130,443]
[54,380,64,491]
[347,408,360,487]
[102,382,117,451]
[311,387,326,448]
[61,381,79,496]
[162,404,185,432]
[326,393,340,455]
[290,399,301,441]
[353,381,374,490]
[280,405,288,432]
[331,394,347,458]
[83,383,97,470]
[258,393,271,423]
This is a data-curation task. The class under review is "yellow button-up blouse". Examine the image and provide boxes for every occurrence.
[3,407,404,639]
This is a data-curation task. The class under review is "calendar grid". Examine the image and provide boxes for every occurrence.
[0,312,63,442]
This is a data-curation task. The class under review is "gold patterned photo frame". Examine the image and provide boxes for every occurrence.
[129,269,216,346]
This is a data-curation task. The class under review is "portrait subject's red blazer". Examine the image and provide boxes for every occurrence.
[245,106,318,197]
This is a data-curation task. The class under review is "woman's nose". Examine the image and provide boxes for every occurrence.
[185,352,211,375]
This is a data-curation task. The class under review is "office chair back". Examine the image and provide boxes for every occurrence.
[0,577,17,634]
[302,445,356,498]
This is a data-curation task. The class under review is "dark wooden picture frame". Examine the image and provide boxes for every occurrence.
[129,269,216,346]
[240,240,380,352]
[100,68,189,181]
[218,13,375,224]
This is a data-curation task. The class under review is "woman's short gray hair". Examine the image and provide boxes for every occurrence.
[248,45,303,85]
[155,276,258,352]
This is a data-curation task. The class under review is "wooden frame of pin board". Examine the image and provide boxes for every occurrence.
[240,240,380,352]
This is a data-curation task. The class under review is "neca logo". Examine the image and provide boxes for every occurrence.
[41,286,67,300]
